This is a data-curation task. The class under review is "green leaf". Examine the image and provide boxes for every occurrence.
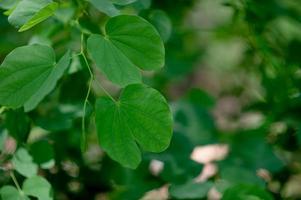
[0,45,71,112]
[12,148,38,178]
[8,0,58,31]
[23,176,53,200]
[87,0,119,17]
[87,15,164,87]
[222,184,274,200]
[0,0,19,10]
[147,10,172,42]
[219,167,265,188]
[0,186,26,200]
[111,0,137,5]
[95,84,172,168]
[169,181,213,199]
[19,2,58,32]
[87,0,137,16]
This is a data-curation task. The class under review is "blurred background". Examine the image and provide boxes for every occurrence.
[1,0,301,199]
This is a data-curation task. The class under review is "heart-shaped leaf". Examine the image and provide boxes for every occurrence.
[0,45,70,111]
[23,176,53,200]
[87,15,164,87]
[95,84,172,168]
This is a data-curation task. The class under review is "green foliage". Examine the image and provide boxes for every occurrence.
[0,0,301,199]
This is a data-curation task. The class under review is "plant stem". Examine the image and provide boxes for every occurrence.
[81,76,92,152]
[79,33,116,151]
[80,36,116,102]
[10,171,23,195]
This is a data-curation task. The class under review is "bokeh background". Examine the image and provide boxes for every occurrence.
[1,0,301,199]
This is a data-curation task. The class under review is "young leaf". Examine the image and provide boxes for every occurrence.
[23,176,53,200]
[12,148,38,178]
[95,84,172,169]
[87,15,164,87]
[0,186,27,200]
[19,2,58,32]
[8,0,58,32]
[0,45,71,112]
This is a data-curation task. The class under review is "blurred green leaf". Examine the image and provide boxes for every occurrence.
[0,186,27,200]
[87,0,120,17]
[8,0,57,31]
[169,180,213,199]
[23,176,53,200]
[12,148,38,178]
[147,10,172,42]
[111,0,137,5]
[222,184,274,200]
